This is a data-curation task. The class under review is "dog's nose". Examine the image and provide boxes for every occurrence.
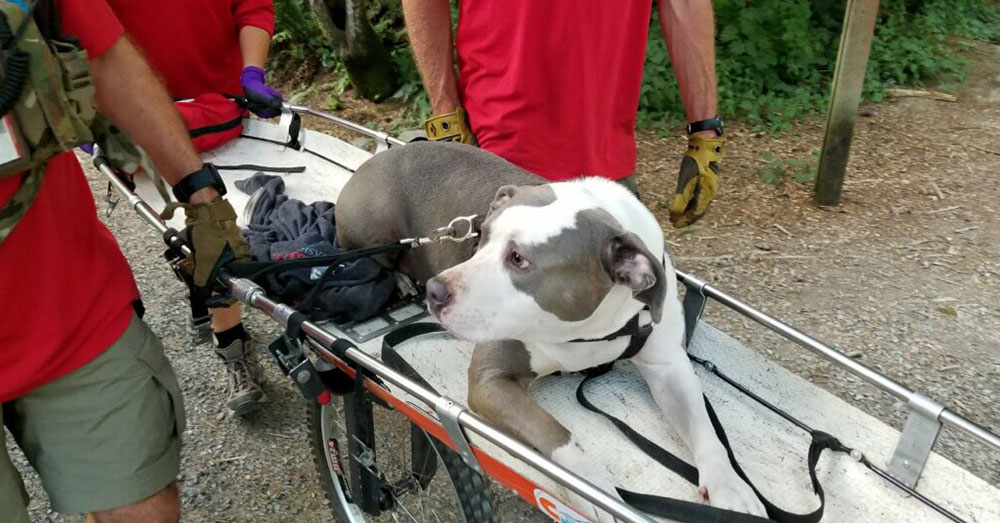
[426,277,452,311]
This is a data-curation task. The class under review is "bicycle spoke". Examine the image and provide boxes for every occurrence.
[318,395,480,523]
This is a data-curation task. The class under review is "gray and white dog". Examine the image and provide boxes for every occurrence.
[336,142,765,519]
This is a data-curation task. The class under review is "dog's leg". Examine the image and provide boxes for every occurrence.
[468,341,619,522]
[631,311,767,517]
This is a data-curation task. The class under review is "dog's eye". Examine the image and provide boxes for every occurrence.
[509,250,530,270]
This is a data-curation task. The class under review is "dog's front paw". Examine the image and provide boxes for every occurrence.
[698,467,767,517]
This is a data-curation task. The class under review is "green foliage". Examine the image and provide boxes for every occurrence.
[273,0,337,66]
[755,149,820,185]
[273,0,1000,132]
[640,0,1000,132]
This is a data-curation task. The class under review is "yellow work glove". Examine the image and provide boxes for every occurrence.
[669,136,724,228]
[161,198,251,289]
[423,107,476,144]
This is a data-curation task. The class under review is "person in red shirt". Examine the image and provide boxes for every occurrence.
[402,0,725,228]
[104,0,283,417]
[0,1,247,521]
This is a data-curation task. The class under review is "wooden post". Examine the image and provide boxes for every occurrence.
[815,0,879,206]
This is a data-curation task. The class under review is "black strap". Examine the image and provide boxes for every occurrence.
[226,242,410,281]
[380,322,447,395]
[285,310,308,341]
[571,312,653,363]
[571,313,643,344]
[189,114,244,138]
[215,163,306,173]
[576,363,843,522]
[286,112,302,150]
[576,371,699,485]
[619,489,770,523]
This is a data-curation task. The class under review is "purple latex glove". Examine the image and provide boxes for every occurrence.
[240,66,283,119]
[79,143,95,155]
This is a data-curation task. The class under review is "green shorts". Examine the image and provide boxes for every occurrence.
[1,312,185,519]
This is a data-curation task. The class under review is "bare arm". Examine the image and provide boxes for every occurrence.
[90,36,217,204]
[239,25,271,69]
[402,0,461,114]
[657,0,718,135]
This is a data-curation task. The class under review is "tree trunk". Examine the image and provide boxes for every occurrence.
[310,0,397,102]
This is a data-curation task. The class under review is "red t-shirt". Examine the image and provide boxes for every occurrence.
[106,0,274,99]
[0,0,138,403]
[456,1,653,181]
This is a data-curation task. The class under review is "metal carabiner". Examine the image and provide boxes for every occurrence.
[434,214,479,243]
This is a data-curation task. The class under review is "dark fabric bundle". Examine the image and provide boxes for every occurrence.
[235,173,395,322]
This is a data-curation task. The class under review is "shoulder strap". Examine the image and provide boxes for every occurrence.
[0,164,44,245]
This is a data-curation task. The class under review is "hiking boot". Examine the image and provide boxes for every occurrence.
[215,338,266,416]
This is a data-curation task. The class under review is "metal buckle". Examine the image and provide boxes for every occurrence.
[680,273,708,348]
[888,392,944,488]
[434,396,484,474]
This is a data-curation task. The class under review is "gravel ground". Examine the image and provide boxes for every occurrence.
[7,42,999,523]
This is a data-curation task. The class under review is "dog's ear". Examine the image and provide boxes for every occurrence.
[603,232,667,323]
[488,185,518,215]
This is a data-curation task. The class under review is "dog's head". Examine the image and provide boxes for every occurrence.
[427,179,667,343]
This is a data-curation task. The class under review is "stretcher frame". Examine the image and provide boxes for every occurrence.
[96,107,1000,523]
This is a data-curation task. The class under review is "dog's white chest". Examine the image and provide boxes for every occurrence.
[526,337,633,376]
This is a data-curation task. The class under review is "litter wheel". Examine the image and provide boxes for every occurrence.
[308,391,497,522]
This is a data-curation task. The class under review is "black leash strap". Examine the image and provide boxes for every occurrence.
[576,364,843,523]
[687,354,969,523]
[576,369,698,486]
[225,242,411,281]
[215,163,306,173]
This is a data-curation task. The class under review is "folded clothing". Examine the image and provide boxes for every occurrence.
[235,174,395,322]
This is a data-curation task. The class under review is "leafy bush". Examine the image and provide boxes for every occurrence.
[273,0,1000,131]
[641,0,999,131]
[273,0,334,65]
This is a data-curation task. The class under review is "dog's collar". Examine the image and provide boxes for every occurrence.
[569,310,653,361]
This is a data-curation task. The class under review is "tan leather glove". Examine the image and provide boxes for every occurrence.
[161,198,250,288]
[423,107,476,144]
[669,136,724,228]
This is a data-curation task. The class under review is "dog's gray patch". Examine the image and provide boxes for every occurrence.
[507,208,623,322]
[478,184,556,246]
[468,340,570,455]
[471,339,534,378]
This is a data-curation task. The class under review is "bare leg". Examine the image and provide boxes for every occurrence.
[210,302,241,331]
[89,482,179,523]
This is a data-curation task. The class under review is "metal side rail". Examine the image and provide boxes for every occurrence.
[283,103,407,152]
[95,154,656,523]
[676,269,1000,490]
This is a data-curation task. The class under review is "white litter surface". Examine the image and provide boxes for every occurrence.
[373,323,999,522]
[135,118,365,231]
[132,119,999,522]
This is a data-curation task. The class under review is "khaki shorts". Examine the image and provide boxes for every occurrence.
[1,312,185,520]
